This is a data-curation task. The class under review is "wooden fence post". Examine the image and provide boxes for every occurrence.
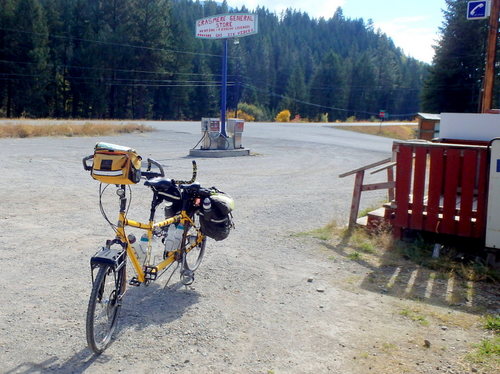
[349,170,365,229]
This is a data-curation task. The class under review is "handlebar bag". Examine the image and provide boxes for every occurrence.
[91,142,142,184]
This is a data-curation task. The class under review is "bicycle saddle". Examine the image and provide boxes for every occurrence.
[144,177,175,189]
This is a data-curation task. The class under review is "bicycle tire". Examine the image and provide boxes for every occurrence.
[86,264,125,354]
[182,216,206,272]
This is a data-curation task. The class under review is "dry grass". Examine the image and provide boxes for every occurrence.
[0,121,154,138]
[336,124,417,140]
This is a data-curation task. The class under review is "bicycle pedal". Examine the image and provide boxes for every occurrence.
[129,277,141,287]
[144,266,158,281]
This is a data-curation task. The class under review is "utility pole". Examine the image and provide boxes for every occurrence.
[481,0,500,112]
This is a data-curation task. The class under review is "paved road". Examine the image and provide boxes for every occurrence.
[146,121,395,154]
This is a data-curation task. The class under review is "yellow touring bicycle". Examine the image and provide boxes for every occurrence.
[82,142,233,354]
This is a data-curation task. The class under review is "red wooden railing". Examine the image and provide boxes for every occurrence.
[393,141,488,239]
[339,157,395,229]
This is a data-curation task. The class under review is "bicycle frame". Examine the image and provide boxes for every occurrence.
[113,186,204,284]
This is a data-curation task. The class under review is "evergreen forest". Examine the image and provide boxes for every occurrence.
[0,0,495,121]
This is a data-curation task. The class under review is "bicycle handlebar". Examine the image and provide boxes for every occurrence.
[146,158,165,177]
[83,155,93,171]
[173,160,197,185]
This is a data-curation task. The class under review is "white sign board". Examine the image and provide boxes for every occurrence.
[196,13,258,39]
[439,113,500,141]
[486,138,500,248]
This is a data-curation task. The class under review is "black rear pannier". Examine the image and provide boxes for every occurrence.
[200,192,234,241]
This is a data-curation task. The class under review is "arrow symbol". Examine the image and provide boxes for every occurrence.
[470,3,484,15]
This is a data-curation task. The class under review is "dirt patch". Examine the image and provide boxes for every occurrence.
[308,227,500,374]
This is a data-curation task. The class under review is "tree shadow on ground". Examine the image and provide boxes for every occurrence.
[321,230,500,315]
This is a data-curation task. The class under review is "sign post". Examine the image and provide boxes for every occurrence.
[467,0,499,112]
[221,38,228,136]
[195,14,258,138]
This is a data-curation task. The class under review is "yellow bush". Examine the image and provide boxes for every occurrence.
[227,110,255,122]
[275,109,291,122]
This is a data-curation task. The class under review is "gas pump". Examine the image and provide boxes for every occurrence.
[227,118,244,149]
[201,118,221,150]
[196,117,247,153]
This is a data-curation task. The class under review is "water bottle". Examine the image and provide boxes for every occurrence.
[129,233,146,265]
[138,233,149,263]
[203,197,212,220]
[150,231,163,263]
[163,224,179,253]
[173,224,184,249]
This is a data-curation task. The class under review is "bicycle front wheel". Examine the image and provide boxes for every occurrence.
[183,217,206,272]
[86,264,125,354]
[183,236,206,271]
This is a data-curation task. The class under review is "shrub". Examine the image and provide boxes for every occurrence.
[275,109,291,122]
[227,109,255,122]
[237,102,266,121]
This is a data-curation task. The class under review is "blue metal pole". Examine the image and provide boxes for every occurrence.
[220,38,228,137]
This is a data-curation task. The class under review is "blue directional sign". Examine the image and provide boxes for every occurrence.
[467,1,490,20]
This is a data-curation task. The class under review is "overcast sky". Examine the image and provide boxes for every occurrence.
[226,0,448,63]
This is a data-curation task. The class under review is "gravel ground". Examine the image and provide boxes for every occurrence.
[0,121,498,374]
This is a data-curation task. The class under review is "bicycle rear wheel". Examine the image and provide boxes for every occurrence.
[86,264,125,354]
[182,216,206,272]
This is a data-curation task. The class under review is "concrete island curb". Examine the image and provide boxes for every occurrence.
[188,148,251,158]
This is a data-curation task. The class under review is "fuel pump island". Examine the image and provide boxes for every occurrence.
[189,13,258,158]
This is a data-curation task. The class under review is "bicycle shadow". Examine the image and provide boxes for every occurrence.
[320,231,500,314]
[3,351,101,374]
[3,279,199,374]
[115,278,200,334]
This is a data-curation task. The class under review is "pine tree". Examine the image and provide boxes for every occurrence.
[421,0,489,113]
[7,0,49,117]
[280,66,308,117]
[309,51,348,120]
[347,52,377,118]
[0,0,16,117]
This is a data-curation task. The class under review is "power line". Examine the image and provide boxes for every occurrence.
[0,58,238,78]
[0,26,226,59]
[0,73,235,87]
[241,83,418,118]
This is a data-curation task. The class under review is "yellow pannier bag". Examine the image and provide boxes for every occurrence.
[91,142,142,184]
